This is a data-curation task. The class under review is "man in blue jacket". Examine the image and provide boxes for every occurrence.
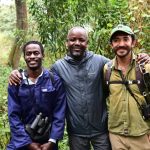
[7,41,66,150]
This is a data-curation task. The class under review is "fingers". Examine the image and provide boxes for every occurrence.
[8,70,22,85]
[40,144,48,150]
[144,59,150,64]
[138,57,150,64]
[8,75,20,85]
[27,143,41,150]
[40,142,53,150]
[137,53,150,64]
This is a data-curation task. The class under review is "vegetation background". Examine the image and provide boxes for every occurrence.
[0,0,149,149]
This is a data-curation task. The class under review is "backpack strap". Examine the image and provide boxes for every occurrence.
[105,61,150,104]
[104,61,136,85]
[105,61,113,86]
[105,61,145,86]
[49,71,54,85]
[138,63,150,103]
[136,64,145,95]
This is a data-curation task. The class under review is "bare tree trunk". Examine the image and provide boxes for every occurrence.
[8,0,28,69]
[128,0,149,51]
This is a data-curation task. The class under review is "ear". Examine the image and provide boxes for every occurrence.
[132,39,137,48]
[86,39,89,44]
[110,42,113,49]
[42,53,45,59]
[65,41,68,48]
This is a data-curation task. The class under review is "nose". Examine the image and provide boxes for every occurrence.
[118,40,125,46]
[74,40,80,45]
[30,53,35,58]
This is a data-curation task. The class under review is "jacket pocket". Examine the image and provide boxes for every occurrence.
[41,86,56,103]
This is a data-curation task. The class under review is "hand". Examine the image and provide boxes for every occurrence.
[137,53,150,64]
[8,69,22,85]
[40,141,55,150]
[147,134,150,143]
[27,142,41,150]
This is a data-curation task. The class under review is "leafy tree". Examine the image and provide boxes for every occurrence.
[29,0,149,62]
[128,0,150,53]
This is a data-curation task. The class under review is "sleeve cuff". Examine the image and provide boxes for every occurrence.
[48,138,56,143]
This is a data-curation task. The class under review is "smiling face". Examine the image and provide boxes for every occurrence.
[24,43,44,71]
[66,27,88,61]
[111,32,136,58]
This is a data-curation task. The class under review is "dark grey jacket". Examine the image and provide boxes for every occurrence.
[52,51,109,137]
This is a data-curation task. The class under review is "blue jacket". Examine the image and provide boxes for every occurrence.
[7,69,66,150]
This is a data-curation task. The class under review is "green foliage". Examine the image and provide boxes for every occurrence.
[0,5,16,36]
[29,0,149,60]
[127,1,150,53]
[58,129,69,150]
[0,65,11,149]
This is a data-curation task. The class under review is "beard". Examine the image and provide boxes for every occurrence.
[68,49,86,61]
[114,46,132,58]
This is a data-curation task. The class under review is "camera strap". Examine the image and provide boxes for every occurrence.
[119,71,144,111]
[120,74,150,120]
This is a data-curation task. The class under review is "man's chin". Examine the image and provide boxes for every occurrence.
[28,66,39,71]
[116,50,131,58]
[72,53,84,60]
[117,53,130,58]
[72,51,81,56]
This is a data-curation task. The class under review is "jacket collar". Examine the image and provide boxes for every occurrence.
[64,50,94,65]
[20,69,49,85]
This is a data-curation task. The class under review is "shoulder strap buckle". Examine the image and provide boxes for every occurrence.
[137,80,141,84]
[128,80,133,84]
[143,91,150,97]
[139,63,146,74]
[106,81,109,85]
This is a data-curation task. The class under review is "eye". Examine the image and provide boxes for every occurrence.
[112,38,119,43]
[68,38,75,42]
[123,37,129,42]
[79,38,86,42]
[25,52,31,56]
[34,51,40,56]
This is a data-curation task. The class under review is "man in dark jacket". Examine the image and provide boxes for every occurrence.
[7,41,66,150]
[51,26,111,150]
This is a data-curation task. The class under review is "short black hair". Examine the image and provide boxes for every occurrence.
[22,40,44,56]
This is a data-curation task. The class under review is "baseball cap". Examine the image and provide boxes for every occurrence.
[110,24,135,42]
